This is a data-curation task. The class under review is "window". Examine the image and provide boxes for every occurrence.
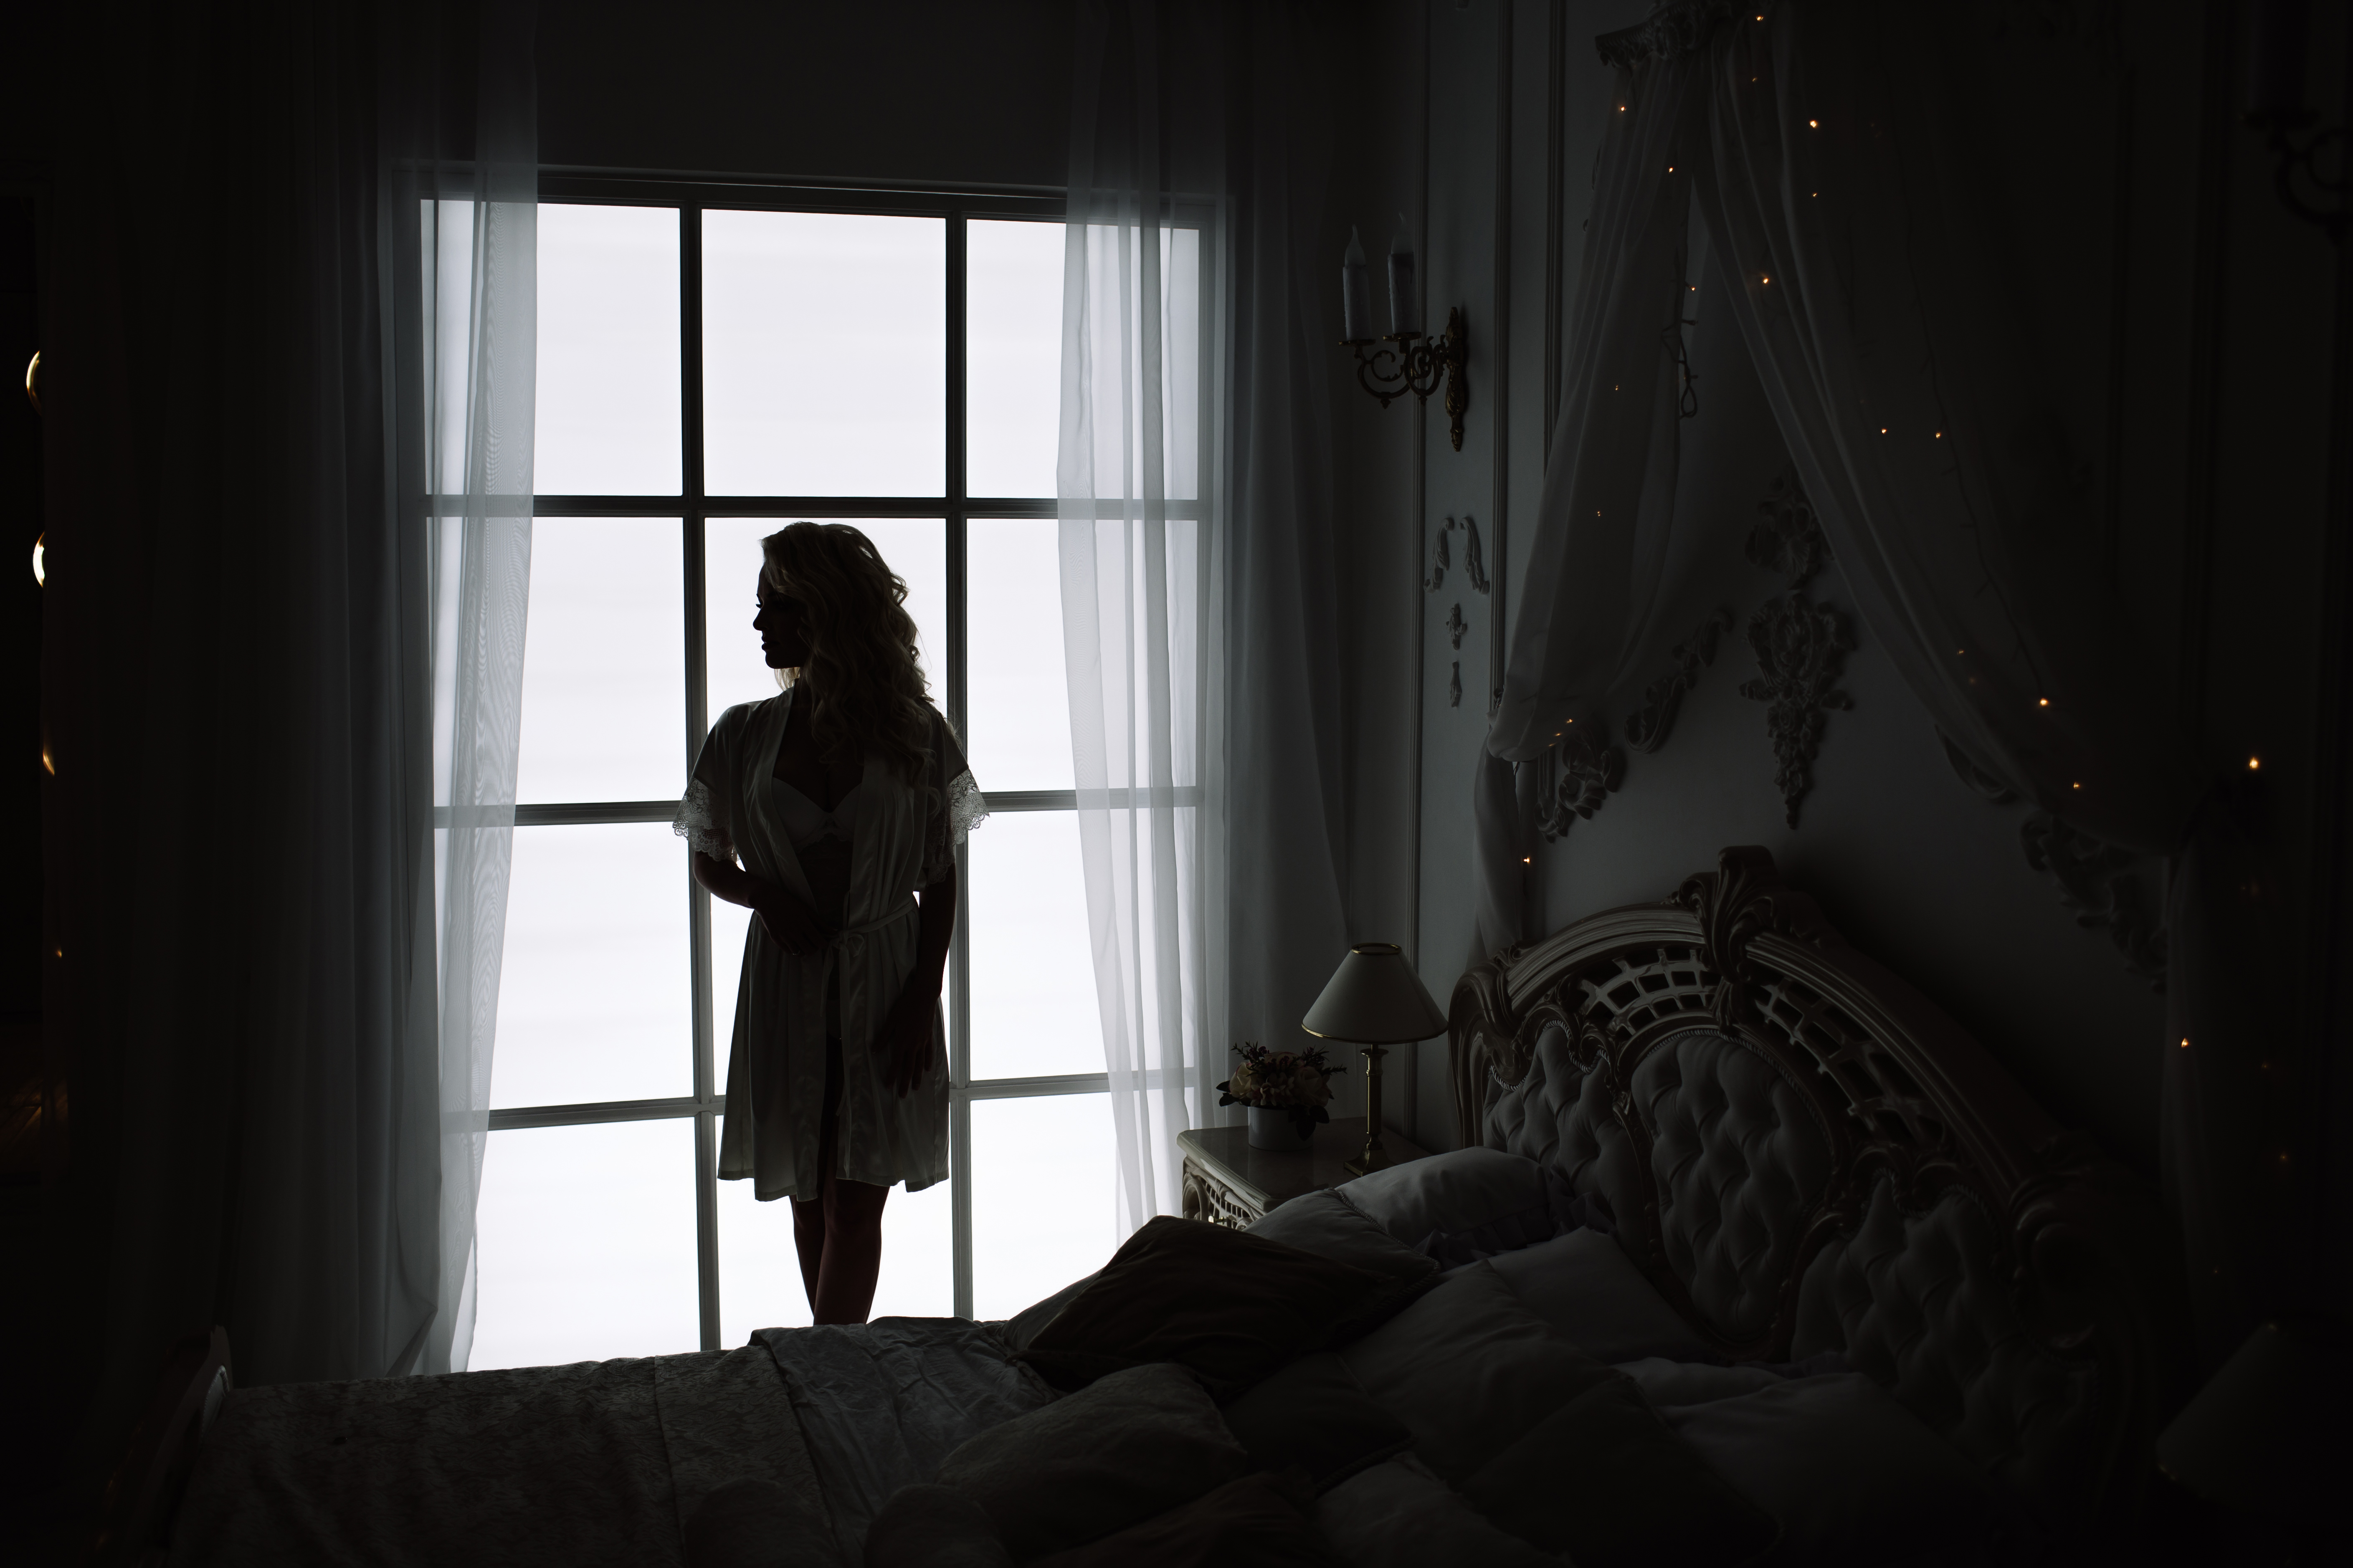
[467,188,1198,1368]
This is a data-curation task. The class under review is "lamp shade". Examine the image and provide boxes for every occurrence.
[1301,943,1449,1044]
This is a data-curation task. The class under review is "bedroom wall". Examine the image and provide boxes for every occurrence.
[1345,0,2347,1201]
[538,1,1074,189]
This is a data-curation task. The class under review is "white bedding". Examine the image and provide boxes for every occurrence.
[752,1317,1055,1562]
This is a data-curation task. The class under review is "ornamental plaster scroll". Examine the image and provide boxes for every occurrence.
[1625,606,1733,754]
[1425,516,1491,595]
[1446,603,1467,650]
[1741,592,1853,828]
[2020,814,2168,991]
[1536,718,1627,843]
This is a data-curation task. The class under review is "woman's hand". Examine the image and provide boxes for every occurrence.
[877,981,939,1098]
[750,883,827,955]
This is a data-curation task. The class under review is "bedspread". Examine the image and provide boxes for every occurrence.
[755,1317,1056,1561]
[167,1345,828,1567]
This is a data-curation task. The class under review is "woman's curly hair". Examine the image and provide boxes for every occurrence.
[760,522,934,787]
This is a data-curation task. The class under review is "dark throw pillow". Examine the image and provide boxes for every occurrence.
[1456,1373,1779,1568]
[1025,1473,1328,1568]
[932,1362,1251,1562]
[1014,1216,1407,1396]
[1217,1351,1413,1494]
[864,1483,1012,1568]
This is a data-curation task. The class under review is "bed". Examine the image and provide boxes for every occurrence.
[127,847,2167,1567]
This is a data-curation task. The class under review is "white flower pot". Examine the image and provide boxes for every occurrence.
[1246,1105,1315,1151]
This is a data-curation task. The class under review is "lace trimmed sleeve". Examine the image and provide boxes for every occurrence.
[673,777,735,864]
[918,708,986,887]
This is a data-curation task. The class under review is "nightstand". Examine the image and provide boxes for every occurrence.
[1177,1116,1431,1229]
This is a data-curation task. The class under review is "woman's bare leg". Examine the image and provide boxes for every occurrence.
[812,1177,888,1325]
[795,1032,889,1325]
[790,1196,826,1307]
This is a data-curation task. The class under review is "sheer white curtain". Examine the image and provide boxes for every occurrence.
[1059,0,1222,1235]
[409,10,537,1375]
[1059,0,1353,1232]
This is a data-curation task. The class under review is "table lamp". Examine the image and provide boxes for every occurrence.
[1302,942,1449,1176]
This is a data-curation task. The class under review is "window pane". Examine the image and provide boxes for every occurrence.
[969,811,1099,1080]
[702,518,947,726]
[471,1118,699,1369]
[971,1095,1118,1321]
[535,204,682,495]
[517,518,685,804]
[702,211,945,496]
[967,219,1064,499]
[717,1169,953,1341]
[493,823,690,1108]
[967,519,1073,792]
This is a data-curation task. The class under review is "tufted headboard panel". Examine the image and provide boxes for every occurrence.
[1451,848,2166,1540]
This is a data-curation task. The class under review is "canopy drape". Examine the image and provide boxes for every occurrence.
[1480,0,2269,1370]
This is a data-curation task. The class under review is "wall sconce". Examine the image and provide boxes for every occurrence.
[2244,0,2345,238]
[1338,225,1469,450]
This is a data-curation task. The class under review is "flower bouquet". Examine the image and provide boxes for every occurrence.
[1217,1041,1345,1150]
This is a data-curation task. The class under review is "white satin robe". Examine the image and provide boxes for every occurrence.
[676,691,984,1200]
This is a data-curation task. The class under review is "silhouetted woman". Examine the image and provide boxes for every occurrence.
[676,522,983,1324]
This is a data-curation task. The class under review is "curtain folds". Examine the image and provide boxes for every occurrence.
[406,0,538,1375]
[1060,0,1220,1234]
[43,2,534,1468]
[1059,0,1347,1235]
[1476,44,1710,953]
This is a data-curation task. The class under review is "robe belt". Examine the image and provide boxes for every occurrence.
[826,896,917,946]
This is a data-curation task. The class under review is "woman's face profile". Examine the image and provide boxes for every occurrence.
[754,577,814,670]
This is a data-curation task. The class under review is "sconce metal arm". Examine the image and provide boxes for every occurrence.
[1340,306,1470,450]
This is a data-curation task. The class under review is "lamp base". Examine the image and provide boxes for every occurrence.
[1344,1044,1391,1179]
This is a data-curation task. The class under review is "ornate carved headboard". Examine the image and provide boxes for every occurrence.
[1449,847,2166,1538]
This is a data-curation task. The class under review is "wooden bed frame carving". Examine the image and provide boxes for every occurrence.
[1448,846,2168,1535]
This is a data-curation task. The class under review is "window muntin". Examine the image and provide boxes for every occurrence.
[467,193,1200,1371]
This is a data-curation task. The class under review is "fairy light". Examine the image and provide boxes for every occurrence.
[30,532,43,587]
[1808,119,1819,128]
[2248,756,2261,770]
[2037,698,2050,708]
[2180,1037,2190,1049]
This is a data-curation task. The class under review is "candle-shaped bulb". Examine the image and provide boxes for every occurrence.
[1388,215,1421,338]
[1340,227,1373,342]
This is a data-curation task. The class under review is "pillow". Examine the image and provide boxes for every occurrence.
[999,1273,1097,1351]
[1026,1473,1326,1568]
[864,1483,1011,1568]
[1486,1225,1720,1363]
[1614,1356,1784,1407]
[1216,1351,1413,1493]
[1666,1373,2043,1566]
[1243,1190,1441,1290]
[1314,1454,1554,1568]
[1336,1147,1549,1245]
[1455,1373,1778,1568]
[932,1362,1251,1561]
[1015,1216,1408,1396]
[1338,1260,1613,1480]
